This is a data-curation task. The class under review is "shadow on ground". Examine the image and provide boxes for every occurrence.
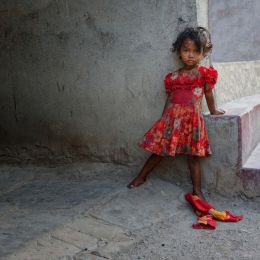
[0,162,259,259]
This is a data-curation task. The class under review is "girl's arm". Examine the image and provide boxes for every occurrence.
[205,91,225,115]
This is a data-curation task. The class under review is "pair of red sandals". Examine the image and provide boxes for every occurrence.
[185,193,243,229]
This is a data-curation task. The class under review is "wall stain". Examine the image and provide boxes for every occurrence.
[57,31,70,45]
[84,11,115,49]
[99,31,115,49]
[125,85,135,98]
[135,42,152,52]
[0,9,25,17]
[178,17,186,23]
[4,27,12,38]
[0,124,7,139]
[28,11,39,21]
[72,74,81,89]
[57,82,65,92]
[12,89,18,122]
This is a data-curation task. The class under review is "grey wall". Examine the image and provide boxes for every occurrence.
[0,0,199,163]
[210,0,260,62]
[209,0,260,106]
[213,61,260,106]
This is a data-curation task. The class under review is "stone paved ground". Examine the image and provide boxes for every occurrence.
[0,162,259,259]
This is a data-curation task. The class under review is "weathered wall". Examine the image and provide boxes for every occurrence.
[0,0,199,163]
[209,1,260,106]
[213,60,260,106]
[210,0,260,62]
[196,0,208,29]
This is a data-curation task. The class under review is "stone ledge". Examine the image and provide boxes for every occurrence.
[221,95,260,165]
[239,143,260,197]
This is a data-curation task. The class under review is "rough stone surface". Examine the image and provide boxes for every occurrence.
[213,61,260,107]
[210,0,260,62]
[243,143,260,169]
[221,95,260,164]
[0,0,199,164]
[240,143,260,198]
[0,162,260,260]
[209,2,260,106]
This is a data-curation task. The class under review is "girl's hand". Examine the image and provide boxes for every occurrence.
[210,109,225,115]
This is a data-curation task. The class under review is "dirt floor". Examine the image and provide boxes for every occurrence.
[0,162,259,259]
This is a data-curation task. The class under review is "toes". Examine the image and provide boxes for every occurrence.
[127,183,135,189]
[127,177,146,189]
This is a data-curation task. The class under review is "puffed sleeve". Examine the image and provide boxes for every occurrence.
[164,72,172,94]
[204,66,218,93]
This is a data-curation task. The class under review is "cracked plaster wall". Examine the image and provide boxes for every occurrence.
[0,0,200,163]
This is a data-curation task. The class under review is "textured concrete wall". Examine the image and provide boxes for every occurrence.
[209,1,260,105]
[210,0,260,62]
[196,0,208,28]
[213,60,260,106]
[0,0,199,163]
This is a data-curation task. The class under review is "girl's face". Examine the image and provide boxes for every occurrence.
[178,39,204,69]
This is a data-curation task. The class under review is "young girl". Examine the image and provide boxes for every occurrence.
[127,26,225,199]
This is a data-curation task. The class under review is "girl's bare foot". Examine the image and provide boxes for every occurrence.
[127,154,163,189]
[127,176,146,189]
[193,189,206,201]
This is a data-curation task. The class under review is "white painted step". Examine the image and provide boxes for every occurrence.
[240,142,260,197]
[243,142,260,169]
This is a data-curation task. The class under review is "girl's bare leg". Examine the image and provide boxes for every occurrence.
[127,153,164,189]
[186,155,206,200]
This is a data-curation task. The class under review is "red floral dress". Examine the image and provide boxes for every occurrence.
[138,65,218,157]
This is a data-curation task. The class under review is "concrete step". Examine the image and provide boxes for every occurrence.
[239,142,260,197]
[221,95,260,165]
[243,142,260,169]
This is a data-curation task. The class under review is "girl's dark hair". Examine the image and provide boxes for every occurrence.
[171,26,213,57]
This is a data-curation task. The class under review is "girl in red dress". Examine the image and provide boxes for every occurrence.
[127,27,225,199]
